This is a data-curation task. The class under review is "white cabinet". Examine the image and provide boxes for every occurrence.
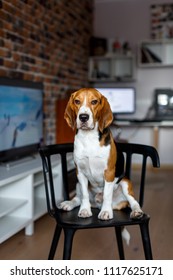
[88,54,135,82]
[0,155,62,243]
[138,40,173,67]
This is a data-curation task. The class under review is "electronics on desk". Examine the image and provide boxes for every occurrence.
[154,89,173,119]
[96,87,136,115]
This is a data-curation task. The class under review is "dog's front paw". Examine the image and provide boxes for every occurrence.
[58,201,75,211]
[98,209,113,220]
[130,209,144,219]
[78,208,92,218]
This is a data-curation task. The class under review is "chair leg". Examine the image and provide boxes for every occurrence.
[140,220,153,260]
[48,224,62,260]
[115,227,125,260]
[63,228,76,260]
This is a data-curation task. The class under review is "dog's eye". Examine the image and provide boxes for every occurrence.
[74,99,80,105]
[91,100,98,105]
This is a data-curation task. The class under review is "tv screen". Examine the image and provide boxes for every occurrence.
[0,78,43,162]
[97,87,136,115]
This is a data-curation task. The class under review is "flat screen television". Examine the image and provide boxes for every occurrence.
[0,78,43,163]
[96,87,136,115]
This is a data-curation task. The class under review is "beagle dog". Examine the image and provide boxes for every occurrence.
[59,88,143,225]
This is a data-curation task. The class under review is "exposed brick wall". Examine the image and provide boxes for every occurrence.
[0,0,93,144]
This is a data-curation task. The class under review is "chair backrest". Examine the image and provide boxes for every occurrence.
[116,142,160,206]
[39,142,160,216]
[39,143,74,217]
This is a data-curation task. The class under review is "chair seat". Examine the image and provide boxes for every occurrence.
[56,207,150,229]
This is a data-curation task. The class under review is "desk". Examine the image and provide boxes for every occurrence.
[113,119,173,151]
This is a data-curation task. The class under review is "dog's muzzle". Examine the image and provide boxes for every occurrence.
[78,113,90,129]
[77,106,94,130]
[79,113,89,123]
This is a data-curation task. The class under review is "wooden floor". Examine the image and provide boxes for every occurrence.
[0,168,173,260]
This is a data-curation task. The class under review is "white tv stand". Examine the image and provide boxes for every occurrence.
[3,154,38,169]
[0,154,63,244]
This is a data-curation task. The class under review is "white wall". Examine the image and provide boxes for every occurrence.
[94,0,150,46]
[93,0,173,165]
[94,0,173,118]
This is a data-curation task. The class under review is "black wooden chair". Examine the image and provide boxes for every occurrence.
[39,142,160,260]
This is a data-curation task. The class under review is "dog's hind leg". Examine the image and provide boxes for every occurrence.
[119,179,144,219]
[58,182,81,211]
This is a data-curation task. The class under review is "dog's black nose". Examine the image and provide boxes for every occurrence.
[79,113,89,123]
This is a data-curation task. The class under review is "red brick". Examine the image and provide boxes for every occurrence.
[0,48,11,57]
[0,0,93,144]
[3,59,17,68]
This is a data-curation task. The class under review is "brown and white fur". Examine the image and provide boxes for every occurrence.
[58,88,143,242]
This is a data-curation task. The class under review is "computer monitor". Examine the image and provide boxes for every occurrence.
[154,89,173,118]
[96,87,136,115]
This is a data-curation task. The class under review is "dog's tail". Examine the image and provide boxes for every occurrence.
[122,227,130,245]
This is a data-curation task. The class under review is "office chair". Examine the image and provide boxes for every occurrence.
[39,142,160,260]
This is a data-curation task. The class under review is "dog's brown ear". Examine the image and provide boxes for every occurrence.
[98,95,113,132]
[64,93,76,130]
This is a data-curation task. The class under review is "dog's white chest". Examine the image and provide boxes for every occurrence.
[74,129,110,187]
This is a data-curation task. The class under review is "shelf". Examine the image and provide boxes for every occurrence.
[34,197,47,220]
[0,198,28,218]
[33,171,44,187]
[0,215,31,243]
[138,40,173,67]
[33,160,60,188]
[0,155,62,243]
[88,54,135,82]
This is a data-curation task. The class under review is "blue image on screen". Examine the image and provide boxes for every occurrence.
[0,86,43,152]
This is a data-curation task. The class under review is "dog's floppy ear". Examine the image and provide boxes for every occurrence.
[98,95,113,132]
[64,93,76,130]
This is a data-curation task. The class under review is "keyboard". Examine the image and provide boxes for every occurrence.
[116,117,173,123]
